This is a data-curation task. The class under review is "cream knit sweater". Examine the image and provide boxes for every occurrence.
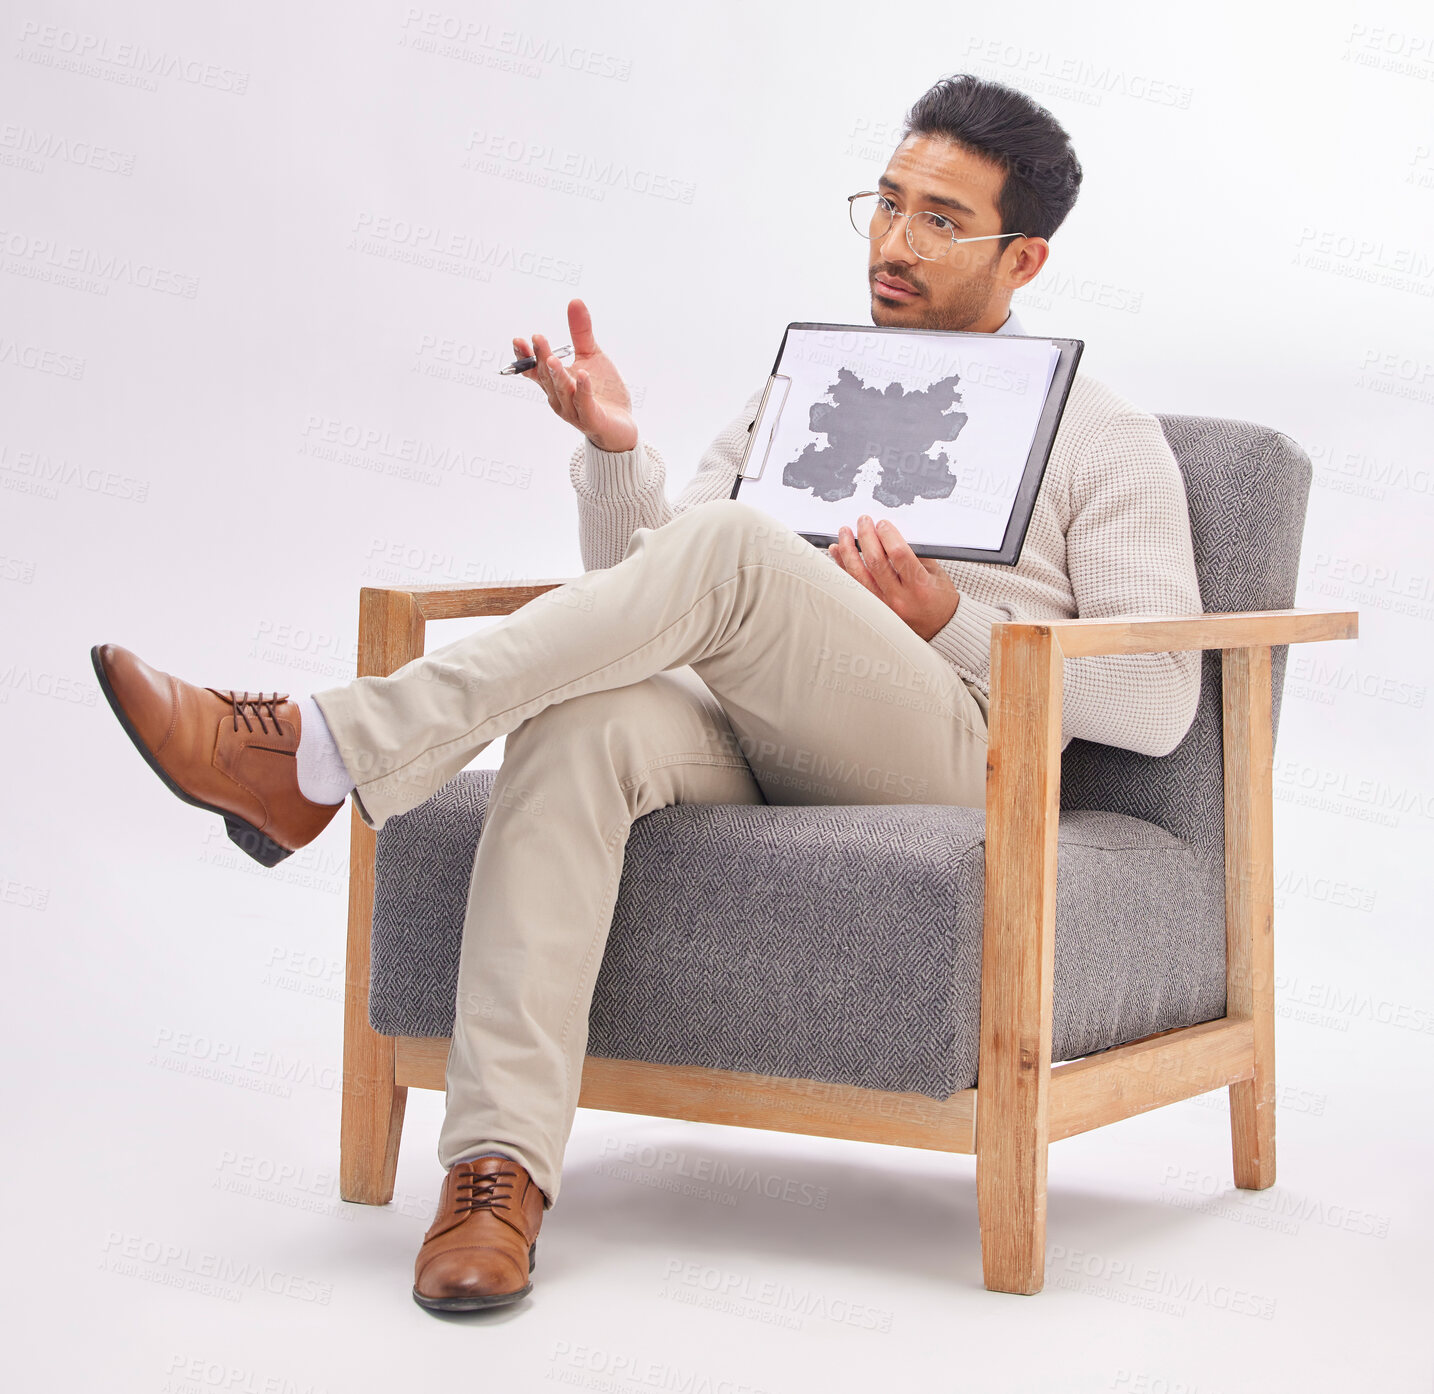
[567,327,1203,758]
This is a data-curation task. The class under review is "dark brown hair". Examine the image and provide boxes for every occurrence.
[900,73,1083,243]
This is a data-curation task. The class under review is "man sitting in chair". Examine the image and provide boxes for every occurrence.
[91,72,1201,1313]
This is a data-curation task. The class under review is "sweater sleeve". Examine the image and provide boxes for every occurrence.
[927,408,1204,757]
[567,386,767,571]
[565,435,671,573]
[927,590,1016,695]
[1056,409,1204,755]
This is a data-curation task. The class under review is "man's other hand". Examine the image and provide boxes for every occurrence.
[514,298,639,454]
[828,514,960,641]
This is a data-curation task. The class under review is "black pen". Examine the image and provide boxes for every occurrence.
[500,343,573,375]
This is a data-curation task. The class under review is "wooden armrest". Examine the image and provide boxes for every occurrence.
[360,579,578,623]
[355,581,580,677]
[1027,606,1357,658]
[975,605,1360,907]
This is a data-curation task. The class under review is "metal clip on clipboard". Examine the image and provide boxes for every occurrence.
[736,374,792,481]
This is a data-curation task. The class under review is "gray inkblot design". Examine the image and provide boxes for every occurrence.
[781,366,969,507]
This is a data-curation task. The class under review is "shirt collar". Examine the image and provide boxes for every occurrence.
[993,307,1026,336]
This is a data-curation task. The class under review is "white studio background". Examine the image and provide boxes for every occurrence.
[4,2,1432,1390]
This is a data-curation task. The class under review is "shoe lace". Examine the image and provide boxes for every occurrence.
[206,688,289,736]
[455,1167,517,1214]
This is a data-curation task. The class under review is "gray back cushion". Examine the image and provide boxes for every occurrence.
[1059,415,1313,857]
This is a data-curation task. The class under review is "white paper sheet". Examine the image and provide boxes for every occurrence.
[739,326,1062,552]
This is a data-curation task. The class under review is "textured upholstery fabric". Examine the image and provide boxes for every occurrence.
[369,414,1312,1098]
[372,777,1227,1097]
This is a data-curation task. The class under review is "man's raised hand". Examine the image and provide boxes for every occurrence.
[513,298,639,454]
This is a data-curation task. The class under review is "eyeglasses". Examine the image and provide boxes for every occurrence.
[847,191,1027,261]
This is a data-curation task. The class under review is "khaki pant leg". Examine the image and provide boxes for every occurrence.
[434,667,763,1208]
[313,497,988,828]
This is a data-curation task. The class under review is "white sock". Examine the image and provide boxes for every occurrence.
[295,695,354,805]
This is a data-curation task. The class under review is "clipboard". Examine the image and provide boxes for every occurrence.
[730,321,1083,566]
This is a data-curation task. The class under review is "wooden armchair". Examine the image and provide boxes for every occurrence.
[336,414,1357,1293]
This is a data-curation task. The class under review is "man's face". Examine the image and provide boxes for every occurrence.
[866,133,1044,332]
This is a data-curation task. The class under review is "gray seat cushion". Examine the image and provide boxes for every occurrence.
[371,770,1226,1098]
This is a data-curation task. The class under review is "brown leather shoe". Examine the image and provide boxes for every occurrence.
[90,642,344,867]
[412,1156,547,1312]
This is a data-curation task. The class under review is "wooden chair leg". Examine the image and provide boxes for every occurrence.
[340,806,407,1204]
[1222,644,1276,1190]
[339,587,427,1204]
[977,624,1062,1293]
[977,1109,1051,1295]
